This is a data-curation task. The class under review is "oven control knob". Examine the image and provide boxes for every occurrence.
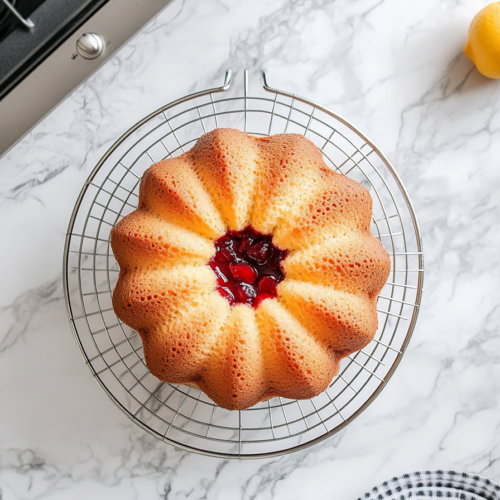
[76,33,104,60]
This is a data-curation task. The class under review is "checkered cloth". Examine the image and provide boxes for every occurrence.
[359,470,500,500]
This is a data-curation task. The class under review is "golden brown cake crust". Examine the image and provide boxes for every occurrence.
[111,128,391,411]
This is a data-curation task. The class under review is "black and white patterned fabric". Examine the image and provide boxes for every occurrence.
[359,470,500,500]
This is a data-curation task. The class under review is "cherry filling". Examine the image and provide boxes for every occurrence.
[208,226,288,308]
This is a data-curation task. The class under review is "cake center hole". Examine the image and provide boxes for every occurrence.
[208,226,288,308]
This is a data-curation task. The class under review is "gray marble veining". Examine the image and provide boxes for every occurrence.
[1,0,500,498]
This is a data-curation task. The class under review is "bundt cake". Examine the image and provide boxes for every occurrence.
[111,128,391,411]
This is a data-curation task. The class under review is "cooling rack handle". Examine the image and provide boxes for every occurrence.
[221,69,233,90]
[261,70,272,91]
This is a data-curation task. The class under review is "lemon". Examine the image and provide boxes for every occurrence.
[465,2,500,79]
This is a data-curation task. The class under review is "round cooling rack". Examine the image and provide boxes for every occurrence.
[63,69,424,459]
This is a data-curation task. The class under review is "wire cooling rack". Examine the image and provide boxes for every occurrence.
[63,69,424,459]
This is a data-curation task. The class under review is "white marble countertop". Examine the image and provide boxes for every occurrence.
[1,0,500,498]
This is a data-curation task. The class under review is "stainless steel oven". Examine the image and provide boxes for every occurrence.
[0,0,173,157]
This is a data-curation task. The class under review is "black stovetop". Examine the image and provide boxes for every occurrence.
[0,0,108,101]
[0,0,45,43]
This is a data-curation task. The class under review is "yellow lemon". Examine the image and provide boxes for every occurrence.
[465,2,500,79]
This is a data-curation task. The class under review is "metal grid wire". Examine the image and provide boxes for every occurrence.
[63,69,424,459]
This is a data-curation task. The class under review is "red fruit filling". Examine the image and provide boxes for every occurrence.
[208,226,288,308]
